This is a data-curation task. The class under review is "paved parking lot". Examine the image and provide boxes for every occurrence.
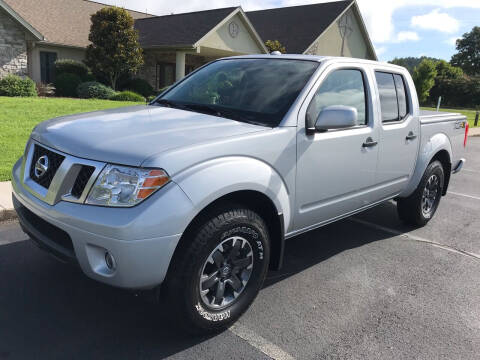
[1,138,479,360]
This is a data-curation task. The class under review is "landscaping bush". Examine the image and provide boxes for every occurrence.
[121,78,154,97]
[54,73,82,97]
[0,75,37,97]
[55,59,89,80]
[77,81,115,99]
[147,95,156,102]
[110,90,144,102]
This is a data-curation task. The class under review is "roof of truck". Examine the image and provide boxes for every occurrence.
[223,54,407,70]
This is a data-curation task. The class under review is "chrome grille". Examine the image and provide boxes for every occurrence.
[22,141,105,206]
[71,165,95,198]
[29,145,65,189]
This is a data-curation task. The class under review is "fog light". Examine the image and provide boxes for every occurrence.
[105,252,116,270]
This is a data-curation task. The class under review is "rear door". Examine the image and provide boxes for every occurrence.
[294,64,379,231]
[372,70,420,200]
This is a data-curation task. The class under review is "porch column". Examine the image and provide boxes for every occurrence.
[175,51,186,81]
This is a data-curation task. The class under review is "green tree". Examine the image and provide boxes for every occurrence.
[413,59,437,104]
[389,56,440,75]
[265,40,286,54]
[435,60,463,79]
[84,7,143,90]
[451,26,480,76]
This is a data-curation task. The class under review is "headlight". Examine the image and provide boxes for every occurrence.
[86,164,170,207]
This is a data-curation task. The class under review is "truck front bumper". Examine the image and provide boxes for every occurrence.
[12,157,194,289]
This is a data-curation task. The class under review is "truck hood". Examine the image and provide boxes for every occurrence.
[31,105,267,166]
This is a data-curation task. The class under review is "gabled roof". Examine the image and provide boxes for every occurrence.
[247,0,353,54]
[135,7,238,48]
[0,0,43,40]
[2,0,152,48]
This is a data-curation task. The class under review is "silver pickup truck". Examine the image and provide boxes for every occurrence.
[12,55,468,333]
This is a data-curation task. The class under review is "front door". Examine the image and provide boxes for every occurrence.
[294,66,379,231]
[40,51,57,84]
[372,71,420,200]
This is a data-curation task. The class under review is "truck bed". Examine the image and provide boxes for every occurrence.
[419,109,465,123]
[418,109,467,173]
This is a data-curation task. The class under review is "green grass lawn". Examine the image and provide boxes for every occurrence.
[421,107,479,128]
[0,97,143,181]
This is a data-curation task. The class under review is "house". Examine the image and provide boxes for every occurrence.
[0,0,376,90]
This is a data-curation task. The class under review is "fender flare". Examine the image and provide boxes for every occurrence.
[173,156,292,234]
[400,133,452,198]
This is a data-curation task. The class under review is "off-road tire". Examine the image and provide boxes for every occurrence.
[163,206,270,334]
[397,160,444,226]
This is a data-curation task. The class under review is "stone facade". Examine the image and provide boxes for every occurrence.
[0,9,28,78]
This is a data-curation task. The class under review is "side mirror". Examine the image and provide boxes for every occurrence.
[314,105,358,131]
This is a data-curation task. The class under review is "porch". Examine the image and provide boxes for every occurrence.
[138,46,252,90]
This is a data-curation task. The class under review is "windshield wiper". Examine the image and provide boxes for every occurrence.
[154,99,189,111]
[182,103,268,127]
[156,100,268,127]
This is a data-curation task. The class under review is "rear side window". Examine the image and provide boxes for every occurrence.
[394,74,408,119]
[375,72,398,122]
[375,71,410,123]
[307,69,367,126]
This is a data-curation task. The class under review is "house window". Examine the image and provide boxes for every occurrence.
[40,51,57,84]
[156,63,175,89]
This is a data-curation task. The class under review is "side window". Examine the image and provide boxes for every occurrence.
[375,72,398,122]
[393,74,408,119]
[307,69,367,126]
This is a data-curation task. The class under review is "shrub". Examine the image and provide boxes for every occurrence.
[0,75,37,97]
[36,82,55,97]
[121,78,154,97]
[54,73,82,97]
[146,95,156,103]
[77,81,115,99]
[55,59,89,80]
[110,90,144,102]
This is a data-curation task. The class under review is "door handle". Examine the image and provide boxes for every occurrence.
[406,132,417,140]
[362,137,378,148]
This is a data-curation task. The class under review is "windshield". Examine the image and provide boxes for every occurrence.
[153,58,319,127]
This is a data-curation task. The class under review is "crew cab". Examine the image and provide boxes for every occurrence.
[12,55,468,333]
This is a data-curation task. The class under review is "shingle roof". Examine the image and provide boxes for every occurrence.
[246,0,353,54]
[134,7,238,48]
[2,0,152,48]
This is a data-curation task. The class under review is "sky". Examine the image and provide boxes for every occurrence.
[98,0,480,62]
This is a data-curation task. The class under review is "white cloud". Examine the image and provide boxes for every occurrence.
[375,46,387,56]
[446,36,460,46]
[396,31,420,42]
[411,9,460,33]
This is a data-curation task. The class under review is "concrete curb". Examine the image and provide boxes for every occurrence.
[0,181,16,222]
[469,127,480,137]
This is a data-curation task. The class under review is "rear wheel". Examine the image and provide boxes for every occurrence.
[163,207,270,334]
[397,160,444,226]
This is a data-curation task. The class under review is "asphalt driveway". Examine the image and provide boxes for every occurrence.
[0,138,479,359]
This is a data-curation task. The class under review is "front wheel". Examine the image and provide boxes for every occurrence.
[163,207,270,334]
[397,160,444,226]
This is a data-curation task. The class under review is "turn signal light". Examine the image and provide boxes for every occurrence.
[137,170,170,199]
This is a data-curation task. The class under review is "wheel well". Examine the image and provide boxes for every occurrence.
[431,150,451,195]
[175,190,284,272]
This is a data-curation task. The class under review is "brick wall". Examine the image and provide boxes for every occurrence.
[0,9,28,78]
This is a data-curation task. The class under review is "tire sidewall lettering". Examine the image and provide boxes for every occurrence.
[195,303,231,322]
[221,226,264,260]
